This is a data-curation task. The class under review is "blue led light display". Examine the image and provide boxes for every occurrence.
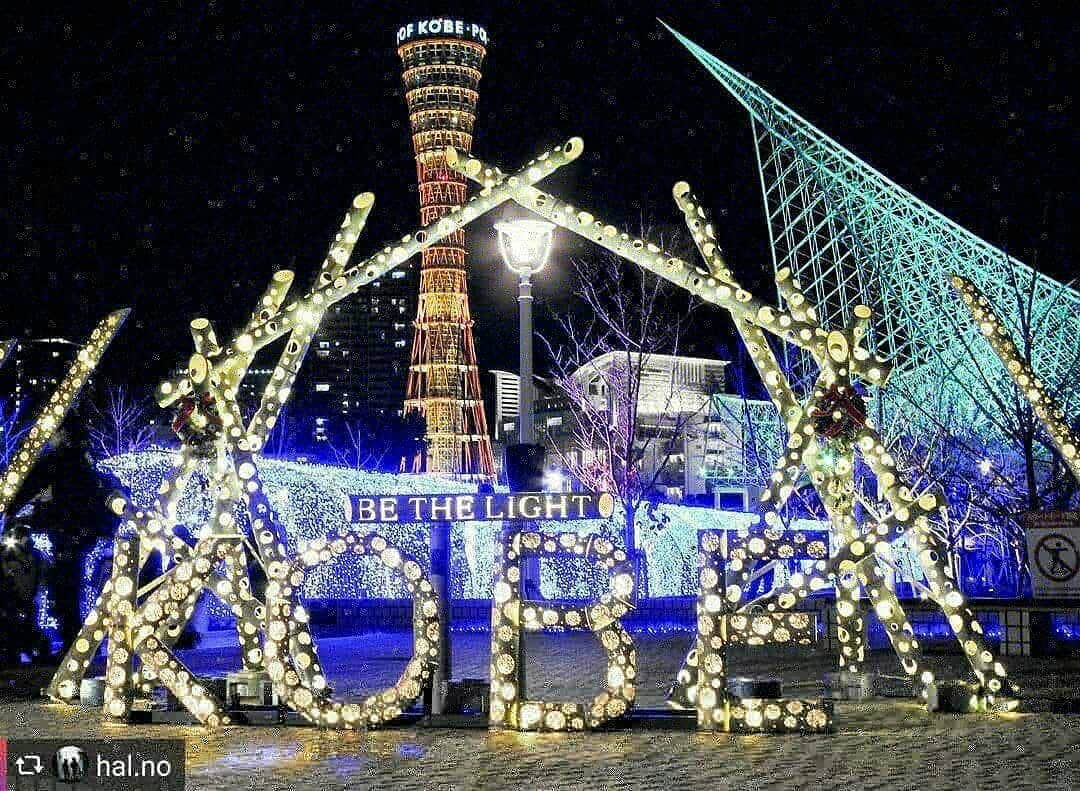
[95,449,945,604]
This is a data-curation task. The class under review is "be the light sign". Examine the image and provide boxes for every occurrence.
[346,492,616,524]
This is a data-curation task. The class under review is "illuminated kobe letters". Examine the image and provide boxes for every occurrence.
[489,528,637,731]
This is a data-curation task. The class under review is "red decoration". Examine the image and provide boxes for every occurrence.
[172,392,223,448]
[810,384,866,443]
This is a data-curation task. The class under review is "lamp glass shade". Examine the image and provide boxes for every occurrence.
[495,220,556,276]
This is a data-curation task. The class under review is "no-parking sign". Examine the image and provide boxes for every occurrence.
[1023,511,1080,599]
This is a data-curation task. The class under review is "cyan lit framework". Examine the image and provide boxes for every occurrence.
[665,25,1080,438]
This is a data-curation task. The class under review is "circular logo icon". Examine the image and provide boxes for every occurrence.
[597,492,615,520]
[53,746,89,784]
[1034,533,1078,582]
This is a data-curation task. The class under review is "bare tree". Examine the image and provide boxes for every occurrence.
[0,397,29,470]
[328,411,426,472]
[867,404,1021,594]
[705,339,828,517]
[884,262,1080,593]
[540,234,704,563]
[86,385,154,459]
[263,405,299,459]
[330,420,387,471]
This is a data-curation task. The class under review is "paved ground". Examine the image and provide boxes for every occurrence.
[3,632,1079,790]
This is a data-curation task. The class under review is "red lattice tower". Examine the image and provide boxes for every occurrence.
[398,25,495,478]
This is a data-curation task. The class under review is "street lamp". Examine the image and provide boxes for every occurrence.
[496,219,555,600]
[495,219,556,445]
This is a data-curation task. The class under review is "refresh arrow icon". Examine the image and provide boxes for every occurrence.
[16,754,44,774]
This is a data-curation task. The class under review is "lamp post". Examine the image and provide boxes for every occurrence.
[496,219,556,601]
[495,219,556,447]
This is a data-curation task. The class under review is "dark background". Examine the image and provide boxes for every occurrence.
[2,1,1075,394]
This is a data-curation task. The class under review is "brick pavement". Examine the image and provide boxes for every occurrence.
[2,632,1078,790]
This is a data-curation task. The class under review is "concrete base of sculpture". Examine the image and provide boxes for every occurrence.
[440,679,490,716]
[927,680,1021,714]
[927,680,988,713]
[226,671,279,708]
[78,678,106,707]
[727,676,782,699]
[822,671,876,700]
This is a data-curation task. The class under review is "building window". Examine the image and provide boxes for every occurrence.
[315,383,330,392]
[545,416,563,428]
[715,489,749,511]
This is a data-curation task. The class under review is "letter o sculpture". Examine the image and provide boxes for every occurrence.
[262,531,441,728]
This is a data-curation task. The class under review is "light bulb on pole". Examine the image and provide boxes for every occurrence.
[495,220,556,445]
[496,219,555,601]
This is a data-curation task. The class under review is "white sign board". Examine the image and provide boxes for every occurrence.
[1023,511,1080,599]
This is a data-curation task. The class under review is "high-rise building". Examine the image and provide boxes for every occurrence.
[297,202,415,447]
[396,19,495,478]
[488,369,521,441]
[6,337,80,403]
[300,284,412,443]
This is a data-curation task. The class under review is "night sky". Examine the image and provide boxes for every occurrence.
[3,1,1075,393]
